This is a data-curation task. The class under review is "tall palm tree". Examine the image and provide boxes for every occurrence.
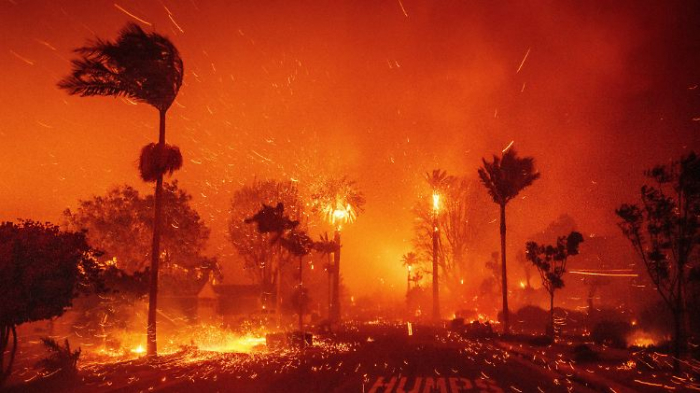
[310,177,365,322]
[424,169,452,321]
[58,23,184,357]
[478,148,540,335]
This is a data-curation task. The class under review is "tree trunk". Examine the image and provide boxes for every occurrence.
[276,261,282,327]
[147,109,166,358]
[673,309,682,372]
[299,255,304,348]
[327,253,332,320]
[432,215,440,321]
[0,325,17,386]
[586,285,598,318]
[549,292,555,339]
[672,261,685,372]
[332,229,341,322]
[500,203,509,335]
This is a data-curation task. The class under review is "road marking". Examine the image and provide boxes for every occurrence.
[368,376,504,393]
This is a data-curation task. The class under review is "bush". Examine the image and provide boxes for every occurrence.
[528,335,554,346]
[512,305,548,333]
[573,344,599,362]
[35,338,81,378]
[591,320,631,348]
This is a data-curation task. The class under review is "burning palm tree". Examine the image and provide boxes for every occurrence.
[310,177,365,322]
[424,169,453,321]
[58,23,184,357]
[478,148,540,335]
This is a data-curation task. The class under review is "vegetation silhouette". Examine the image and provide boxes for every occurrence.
[58,22,184,357]
[617,151,700,371]
[478,147,540,334]
[0,221,103,385]
[526,231,584,337]
[424,169,453,320]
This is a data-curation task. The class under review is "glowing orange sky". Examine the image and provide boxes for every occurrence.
[0,1,698,294]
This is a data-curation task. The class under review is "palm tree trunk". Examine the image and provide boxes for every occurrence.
[147,109,166,358]
[500,203,509,335]
[299,256,304,348]
[432,215,440,321]
[276,261,282,327]
[332,229,341,322]
[327,253,332,320]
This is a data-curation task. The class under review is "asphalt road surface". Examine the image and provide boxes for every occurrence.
[8,323,596,393]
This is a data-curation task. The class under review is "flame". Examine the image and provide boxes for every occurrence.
[83,323,269,365]
[131,344,145,354]
[432,192,440,212]
[323,202,355,227]
[627,330,659,348]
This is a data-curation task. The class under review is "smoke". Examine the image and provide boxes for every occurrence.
[0,0,698,298]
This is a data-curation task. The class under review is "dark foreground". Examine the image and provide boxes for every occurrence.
[6,323,697,392]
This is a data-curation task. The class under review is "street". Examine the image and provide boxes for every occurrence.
[9,323,592,393]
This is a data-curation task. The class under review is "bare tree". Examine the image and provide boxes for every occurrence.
[412,177,491,309]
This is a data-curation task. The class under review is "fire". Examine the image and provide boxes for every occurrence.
[323,202,355,227]
[131,344,145,354]
[83,323,269,364]
[627,330,659,348]
[432,192,440,212]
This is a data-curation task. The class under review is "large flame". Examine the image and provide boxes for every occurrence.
[323,202,355,228]
[432,192,440,212]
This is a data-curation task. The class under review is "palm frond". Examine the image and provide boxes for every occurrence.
[58,22,183,111]
[478,148,540,205]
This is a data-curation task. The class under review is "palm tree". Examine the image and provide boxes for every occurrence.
[58,23,184,357]
[478,148,540,335]
[313,232,340,319]
[245,202,300,323]
[424,169,453,321]
[401,252,418,294]
[310,177,365,322]
[281,230,313,347]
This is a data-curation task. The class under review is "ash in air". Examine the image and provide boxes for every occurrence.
[0,1,699,392]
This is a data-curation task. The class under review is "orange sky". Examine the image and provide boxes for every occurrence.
[0,0,698,295]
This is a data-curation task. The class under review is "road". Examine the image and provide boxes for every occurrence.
[8,322,596,393]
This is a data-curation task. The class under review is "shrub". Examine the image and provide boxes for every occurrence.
[35,338,81,377]
[591,320,631,348]
[573,344,599,362]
